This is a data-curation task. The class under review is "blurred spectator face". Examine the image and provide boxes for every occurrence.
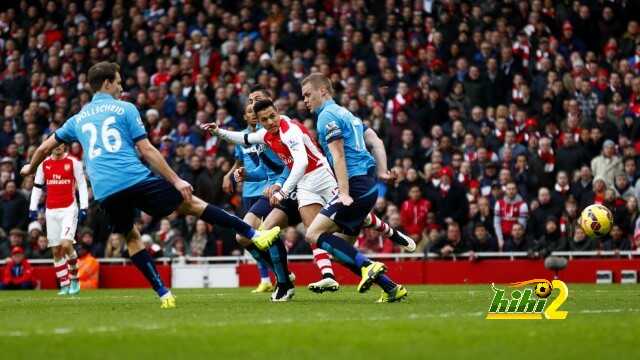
[408,186,421,201]
[610,225,623,240]
[5,180,17,196]
[556,172,569,186]
[538,188,551,205]
[545,219,558,234]
[446,224,461,243]
[604,189,616,203]
[505,183,517,199]
[624,158,637,176]
[593,179,606,192]
[603,142,615,157]
[512,223,525,240]
[626,197,638,213]
[565,200,578,217]
[401,129,414,145]
[12,251,24,264]
[36,235,48,250]
[615,174,628,189]
[474,225,488,242]
[195,219,207,234]
[190,155,201,170]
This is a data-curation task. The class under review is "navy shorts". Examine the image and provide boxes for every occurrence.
[320,174,377,236]
[100,176,183,234]
[275,190,303,225]
[244,196,272,219]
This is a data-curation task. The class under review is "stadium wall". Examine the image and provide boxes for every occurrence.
[6,259,640,289]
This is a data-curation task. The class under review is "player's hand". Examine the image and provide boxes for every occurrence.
[264,184,281,198]
[78,209,88,223]
[378,169,396,183]
[28,210,38,221]
[222,174,233,193]
[20,164,34,176]
[200,122,219,134]
[174,179,193,202]
[270,190,285,207]
[338,192,353,206]
[233,167,245,182]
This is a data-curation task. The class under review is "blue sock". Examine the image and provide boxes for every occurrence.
[247,244,274,270]
[317,233,371,268]
[130,250,168,297]
[269,239,291,285]
[376,274,397,293]
[257,262,270,279]
[200,205,255,239]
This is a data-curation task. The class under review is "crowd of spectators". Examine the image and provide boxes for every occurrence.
[1,0,640,261]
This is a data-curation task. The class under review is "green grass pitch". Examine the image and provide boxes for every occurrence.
[0,285,638,359]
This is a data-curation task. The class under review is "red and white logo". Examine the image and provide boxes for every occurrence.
[64,164,71,172]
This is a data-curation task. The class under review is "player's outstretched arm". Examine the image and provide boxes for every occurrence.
[327,139,352,206]
[364,127,394,181]
[20,135,60,176]
[200,122,266,145]
[136,138,193,201]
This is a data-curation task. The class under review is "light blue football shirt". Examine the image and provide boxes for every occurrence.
[315,99,376,178]
[55,92,152,200]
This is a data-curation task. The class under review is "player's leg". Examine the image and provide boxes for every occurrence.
[60,205,80,295]
[239,196,273,293]
[298,204,340,293]
[363,212,416,252]
[305,189,404,297]
[61,239,80,294]
[47,209,70,295]
[177,195,281,248]
[124,227,175,308]
[51,245,70,295]
[258,207,296,301]
[101,187,175,307]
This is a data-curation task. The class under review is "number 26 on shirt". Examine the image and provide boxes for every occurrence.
[81,116,122,159]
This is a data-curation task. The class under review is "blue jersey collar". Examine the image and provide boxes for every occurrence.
[92,92,115,101]
[316,99,335,113]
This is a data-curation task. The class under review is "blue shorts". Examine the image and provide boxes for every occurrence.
[320,174,377,236]
[275,190,303,225]
[100,176,183,234]
[243,196,272,219]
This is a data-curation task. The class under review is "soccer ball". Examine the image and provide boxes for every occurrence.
[579,204,613,238]
[534,282,552,298]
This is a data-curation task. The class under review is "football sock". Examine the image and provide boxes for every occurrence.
[53,258,70,288]
[312,246,335,279]
[200,205,256,239]
[257,262,271,283]
[363,213,394,237]
[130,250,169,297]
[247,244,274,270]
[67,251,79,280]
[268,239,291,285]
[377,274,398,293]
[317,233,372,268]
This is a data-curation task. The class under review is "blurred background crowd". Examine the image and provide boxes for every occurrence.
[1,0,640,262]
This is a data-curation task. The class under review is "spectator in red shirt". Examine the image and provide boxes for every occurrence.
[1,246,34,290]
[400,185,431,243]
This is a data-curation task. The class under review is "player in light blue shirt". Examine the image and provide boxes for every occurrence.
[20,61,281,307]
[300,73,408,303]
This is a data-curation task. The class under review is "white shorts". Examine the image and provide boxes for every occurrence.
[45,204,78,247]
[296,166,338,208]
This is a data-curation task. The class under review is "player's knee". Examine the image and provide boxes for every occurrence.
[305,227,321,244]
[236,233,252,247]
